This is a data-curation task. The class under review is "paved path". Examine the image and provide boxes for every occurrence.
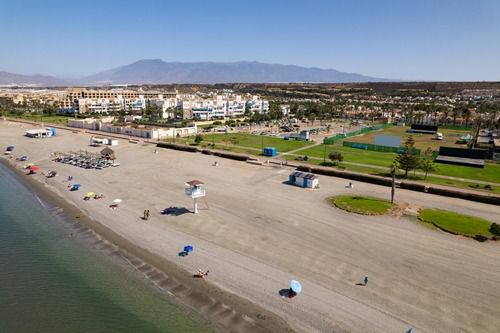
[280,141,322,156]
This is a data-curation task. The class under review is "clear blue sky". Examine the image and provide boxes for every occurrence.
[1,0,499,81]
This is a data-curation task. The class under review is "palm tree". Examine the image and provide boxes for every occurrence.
[452,107,459,126]
[462,107,472,128]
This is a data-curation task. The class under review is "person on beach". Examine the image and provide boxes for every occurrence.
[143,210,147,220]
[146,210,150,220]
[363,276,368,286]
[196,269,209,278]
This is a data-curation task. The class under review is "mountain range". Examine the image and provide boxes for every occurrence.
[0,60,387,86]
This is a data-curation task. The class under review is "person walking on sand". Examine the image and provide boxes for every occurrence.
[146,210,150,220]
[363,276,368,286]
[143,210,147,220]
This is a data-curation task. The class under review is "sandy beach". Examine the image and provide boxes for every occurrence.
[1,119,500,333]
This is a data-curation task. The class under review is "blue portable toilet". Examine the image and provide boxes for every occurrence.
[49,128,56,136]
[263,147,277,157]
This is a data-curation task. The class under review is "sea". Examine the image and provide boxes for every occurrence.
[0,163,215,333]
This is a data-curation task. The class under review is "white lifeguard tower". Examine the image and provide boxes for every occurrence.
[185,180,206,214]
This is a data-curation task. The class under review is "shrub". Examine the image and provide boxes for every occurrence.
[328,151,344,163]
[490,223,500,236]
[304,155,309,161]
[320,161,337,167]
[194,134,203,144]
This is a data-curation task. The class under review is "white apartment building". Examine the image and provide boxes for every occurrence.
[60,88,267,120]
[247,98,269,113]
[62,88,176,114]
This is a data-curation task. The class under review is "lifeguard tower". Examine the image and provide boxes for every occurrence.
[185,180,206,214]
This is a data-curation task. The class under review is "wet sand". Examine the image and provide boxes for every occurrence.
[1,119,500,333]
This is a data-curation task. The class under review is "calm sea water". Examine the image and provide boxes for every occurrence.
[0,164,215,333]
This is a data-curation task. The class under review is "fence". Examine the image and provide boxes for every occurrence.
[342,141,421,155]
[323,123,393,145]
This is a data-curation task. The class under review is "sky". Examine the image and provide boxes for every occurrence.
[0,0,499,81]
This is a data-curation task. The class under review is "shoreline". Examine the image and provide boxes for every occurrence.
[0,157,296,333]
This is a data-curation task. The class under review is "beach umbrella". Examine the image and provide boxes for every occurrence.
[86,192,94,197]
[113,199,122,203]
[29,166,39,171]
[183,245,193,253]
[290,280,302,294]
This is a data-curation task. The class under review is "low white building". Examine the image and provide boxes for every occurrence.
[68,117,197,140]
[25,128,56,138]
[288,171,319,188]
[67,117,114,130]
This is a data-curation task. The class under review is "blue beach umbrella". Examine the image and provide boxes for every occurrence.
[183,245,193,253]
[290,280,302,294]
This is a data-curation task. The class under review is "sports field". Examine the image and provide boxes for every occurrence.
[346,126,471,151]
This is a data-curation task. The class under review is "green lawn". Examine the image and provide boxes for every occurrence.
[7,114,70,125]
[330,195,394,215]
[297,144,500,184]
[166,133,314,153]
[298,144,396,167]
[418,208,494,238]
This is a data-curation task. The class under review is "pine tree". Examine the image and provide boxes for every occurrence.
[419,147,436,179]
[394,136,420,177]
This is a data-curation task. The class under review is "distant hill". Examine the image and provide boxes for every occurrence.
[0,71,68,86]
[80,59,387,85]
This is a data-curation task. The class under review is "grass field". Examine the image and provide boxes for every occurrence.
[7,114,70,125]
[346,126,471,151]
[295,144,500,184]
[330,195,394,215]
[166,133,314,153]
[418,208,494,238]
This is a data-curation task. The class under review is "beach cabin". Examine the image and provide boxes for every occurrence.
[288,171,319,188]
[263,147,277,157]
[25,128,56,138]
